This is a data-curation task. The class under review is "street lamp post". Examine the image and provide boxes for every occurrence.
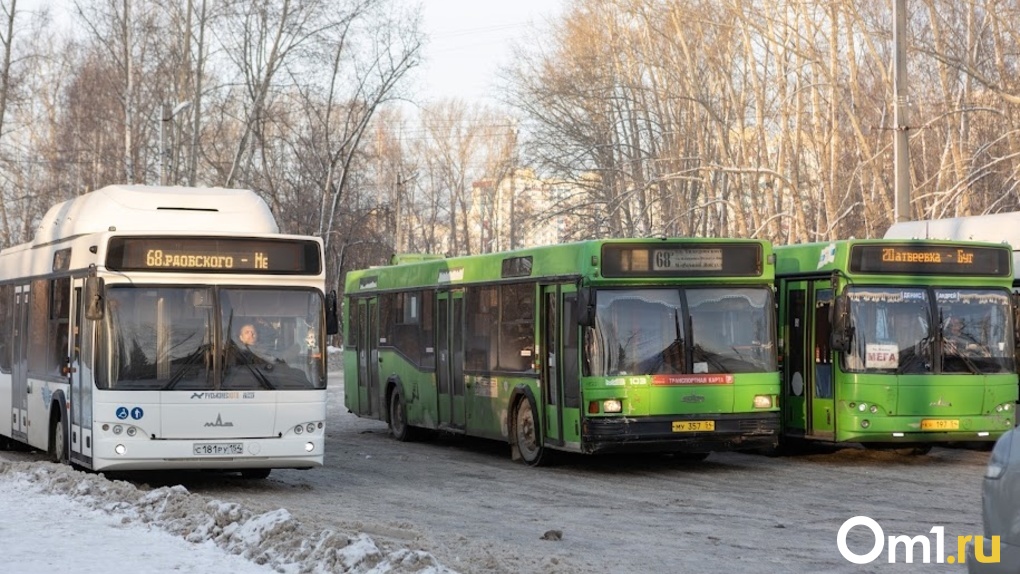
[159,101,192,185]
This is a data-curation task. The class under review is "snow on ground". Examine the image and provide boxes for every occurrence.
[2,351,454,574]
[0,459,454,573]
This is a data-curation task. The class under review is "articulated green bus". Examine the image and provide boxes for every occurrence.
[343,239,780,465]
[776,240,1019,449]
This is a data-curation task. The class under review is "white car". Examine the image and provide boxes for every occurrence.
[968,428,1020,573]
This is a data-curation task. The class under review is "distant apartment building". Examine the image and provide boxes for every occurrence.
[469,168,584,253]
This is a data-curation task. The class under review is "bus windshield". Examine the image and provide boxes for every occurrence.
[96,286,326,390]
[584,287,776,376]
[843,287,1014,374]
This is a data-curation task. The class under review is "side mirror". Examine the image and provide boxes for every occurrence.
[84,276,105,321]
[577,287,596,328]
[830,293,853,353]
[325,290,339,335]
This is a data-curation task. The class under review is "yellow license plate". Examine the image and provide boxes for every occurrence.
[672,420,715,432]
[920,419,959,431]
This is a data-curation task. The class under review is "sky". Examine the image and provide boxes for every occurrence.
[20,0,564,106]
[416,0,564,104]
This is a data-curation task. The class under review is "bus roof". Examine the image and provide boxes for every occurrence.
[345,237,774,294]
[31,185,278,246]
[884,212,1020,245]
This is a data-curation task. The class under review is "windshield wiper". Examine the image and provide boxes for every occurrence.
[235,351,277,389]
[163,345,210,390]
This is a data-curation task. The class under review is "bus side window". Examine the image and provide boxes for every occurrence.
[814,297,833,398]
[0,284,11,373]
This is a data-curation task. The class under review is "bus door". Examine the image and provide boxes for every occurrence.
[354,297,381,418]
[783,278,835,439]
[436,289,465,430]
[69,279,93,464]
[10,284,28,443]
[540,284,570,446]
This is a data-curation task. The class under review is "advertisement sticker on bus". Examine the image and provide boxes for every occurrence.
[865,344,899,369]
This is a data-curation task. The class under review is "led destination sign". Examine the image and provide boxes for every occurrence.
[106,236,321,274]
[849,244,1010,277]
[601,243,762,277]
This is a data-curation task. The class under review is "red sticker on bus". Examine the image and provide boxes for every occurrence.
[652,374,735,385]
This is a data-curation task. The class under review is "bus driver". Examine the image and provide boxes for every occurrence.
[239,323,259,347]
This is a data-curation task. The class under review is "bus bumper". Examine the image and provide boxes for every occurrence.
[581,412,779,454]
[88,435,324,472]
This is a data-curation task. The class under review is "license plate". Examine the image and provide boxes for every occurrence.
[672,420,715,432]
[920,419,959,431]
[193,442,244,456]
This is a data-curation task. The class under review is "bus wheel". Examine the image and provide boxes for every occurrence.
[388,387,416,442]
[51,413,68,464]
[240,468,271,479]
[514,398,546,466]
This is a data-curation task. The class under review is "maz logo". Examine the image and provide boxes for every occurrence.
[204,413,234,427]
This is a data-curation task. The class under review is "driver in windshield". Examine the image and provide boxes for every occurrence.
[235,322,275,366]
[944,316,990,357]
[239,323,259,347]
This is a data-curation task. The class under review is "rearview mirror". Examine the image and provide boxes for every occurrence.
[577,287,596,327]
[830,293,853,353]
[325,290,339,335]
[85,276,105,321]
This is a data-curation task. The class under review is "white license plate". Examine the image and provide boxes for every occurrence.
[193,442,244,456]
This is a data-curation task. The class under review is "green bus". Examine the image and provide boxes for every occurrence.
[775,239,1019,449]
[342,238,780,465]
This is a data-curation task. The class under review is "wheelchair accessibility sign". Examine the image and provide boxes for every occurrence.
[115,406,144,420]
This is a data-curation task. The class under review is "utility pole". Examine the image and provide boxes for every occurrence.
[159,101,192,185]
[893,0,911,222]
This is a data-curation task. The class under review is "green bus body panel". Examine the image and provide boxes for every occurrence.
[775,239,1018,445]
[345,238,775,294]
[355,352,780,445]
[581,373,779,416]
[343,238,781,457]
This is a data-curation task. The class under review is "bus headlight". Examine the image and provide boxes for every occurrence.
[305,442,315,452]
[603,399,623,413]
[112,425,123,435]
[753,395,773,409]
[115,444,126,455]
[294,425,304,434]
[306,423,316,434]
[126,426,137,437]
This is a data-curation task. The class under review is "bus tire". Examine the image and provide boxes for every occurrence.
[51,412,68,465]
[388,386,417,442]
[513,397,547,466]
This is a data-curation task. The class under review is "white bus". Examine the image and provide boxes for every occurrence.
[885,212,1020,286]
[0,185,338,478]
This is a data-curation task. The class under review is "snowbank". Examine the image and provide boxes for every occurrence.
[0,460,454,574]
